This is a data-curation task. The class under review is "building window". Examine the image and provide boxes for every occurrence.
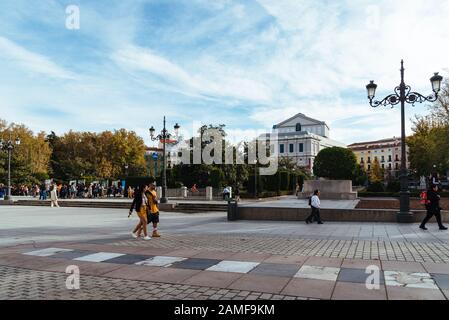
[289,144,294,153]
[299,143,304,153]
[296,123,302,131]
[280,144,284,154]
[388,163,392,170]
[382,164,385,169]
[360,157,364,163]
[367,157,371,163]
[381,156,385,163]
[395,163,399,169]
[388,155,392,162]
[395,155,399,161]
[368,165,371,170]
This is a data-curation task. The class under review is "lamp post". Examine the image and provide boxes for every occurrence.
[0,134,21,201]
[254,159,258,199]
[366,60,443,223]
[149,116,180,203]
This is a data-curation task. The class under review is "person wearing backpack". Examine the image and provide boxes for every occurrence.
[305,189,323,224]
[420,185,447,231]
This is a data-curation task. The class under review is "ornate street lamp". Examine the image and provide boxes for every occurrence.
[0,134,21,201]
[149,116,180,203]
[366,60,443,223]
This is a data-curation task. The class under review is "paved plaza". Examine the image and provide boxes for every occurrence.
[1,205,449,300]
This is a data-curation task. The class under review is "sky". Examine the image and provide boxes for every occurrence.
[0,0,449,146]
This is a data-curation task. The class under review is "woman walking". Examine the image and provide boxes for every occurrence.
[129,185,151,240]
[50,184,60,208]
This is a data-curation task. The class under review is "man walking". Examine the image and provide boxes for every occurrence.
[420,184,447,230]
[305,189,323,224]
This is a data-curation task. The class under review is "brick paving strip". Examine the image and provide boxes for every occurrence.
[110,234,449,263]
[0,265,308,300]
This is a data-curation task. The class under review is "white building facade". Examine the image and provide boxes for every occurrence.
[264,113,346,173]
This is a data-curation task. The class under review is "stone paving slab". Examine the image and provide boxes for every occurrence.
[422,262,449,275]
[295,265,340,281]
[171,258,222,270]
[227,274,290,294]
[338,268,385,285]
[381,261,427,273]
[429,274,449,290]
[183,271,244,288]
[281,278,335,299]
[249,263,301,278]
[101,265,164,280]
[331,282,387,300]
[386,286,446,300]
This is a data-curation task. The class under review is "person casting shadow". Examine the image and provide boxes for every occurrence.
[420,184,447,231]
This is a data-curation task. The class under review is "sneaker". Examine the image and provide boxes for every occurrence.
[152,231,161,238]
[131,232,138,239]
[439,226,448,230]
[419,225,428,230]
[143,236,152,240]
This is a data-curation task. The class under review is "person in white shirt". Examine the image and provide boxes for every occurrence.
[305,189,323,224]
[50,184,60,208]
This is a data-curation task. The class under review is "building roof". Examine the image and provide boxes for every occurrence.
[273,113,329,129]
[347,137,405,151]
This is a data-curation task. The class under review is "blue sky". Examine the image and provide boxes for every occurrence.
[1,0,449,146]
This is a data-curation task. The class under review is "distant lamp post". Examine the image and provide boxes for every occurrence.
[254,159,258,199]
[149,116,180,203]
[124,164,129,177]
[0,134,21,201]
[366,60,443,223]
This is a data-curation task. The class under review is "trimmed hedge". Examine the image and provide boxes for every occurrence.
[358,191,449,198]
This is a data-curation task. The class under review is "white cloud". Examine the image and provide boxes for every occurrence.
[0,36,76,80]
[112,45,273,102]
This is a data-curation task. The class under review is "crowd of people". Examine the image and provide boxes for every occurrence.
[0,182,129,199]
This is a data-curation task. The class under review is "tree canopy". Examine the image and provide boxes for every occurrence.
[313,147,357,180]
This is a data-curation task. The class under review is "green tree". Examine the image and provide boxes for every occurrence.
[369,158,383,183]
[313,147,357,180]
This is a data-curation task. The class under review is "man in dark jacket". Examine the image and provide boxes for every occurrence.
[420,185,447,230]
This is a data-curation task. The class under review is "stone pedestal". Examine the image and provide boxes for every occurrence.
[206,187,213,201]
[298,180,357,200]
[181,186,188,198]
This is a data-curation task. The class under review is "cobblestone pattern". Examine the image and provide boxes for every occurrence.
[111,235,449,263]
[0,265,309,300]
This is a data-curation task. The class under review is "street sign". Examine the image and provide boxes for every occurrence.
[152,152,158,160]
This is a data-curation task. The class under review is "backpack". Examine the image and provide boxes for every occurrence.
[420,191,430,207]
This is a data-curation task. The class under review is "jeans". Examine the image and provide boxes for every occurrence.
[421,208,444,228]
[306,207,322,223]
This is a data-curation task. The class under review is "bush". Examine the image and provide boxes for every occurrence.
[367,181,385,192]
[209,168,224,189]
[386,181,401,192]
[279,171,290,191]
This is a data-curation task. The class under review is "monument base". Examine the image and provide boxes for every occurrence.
[298,180,357,200]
